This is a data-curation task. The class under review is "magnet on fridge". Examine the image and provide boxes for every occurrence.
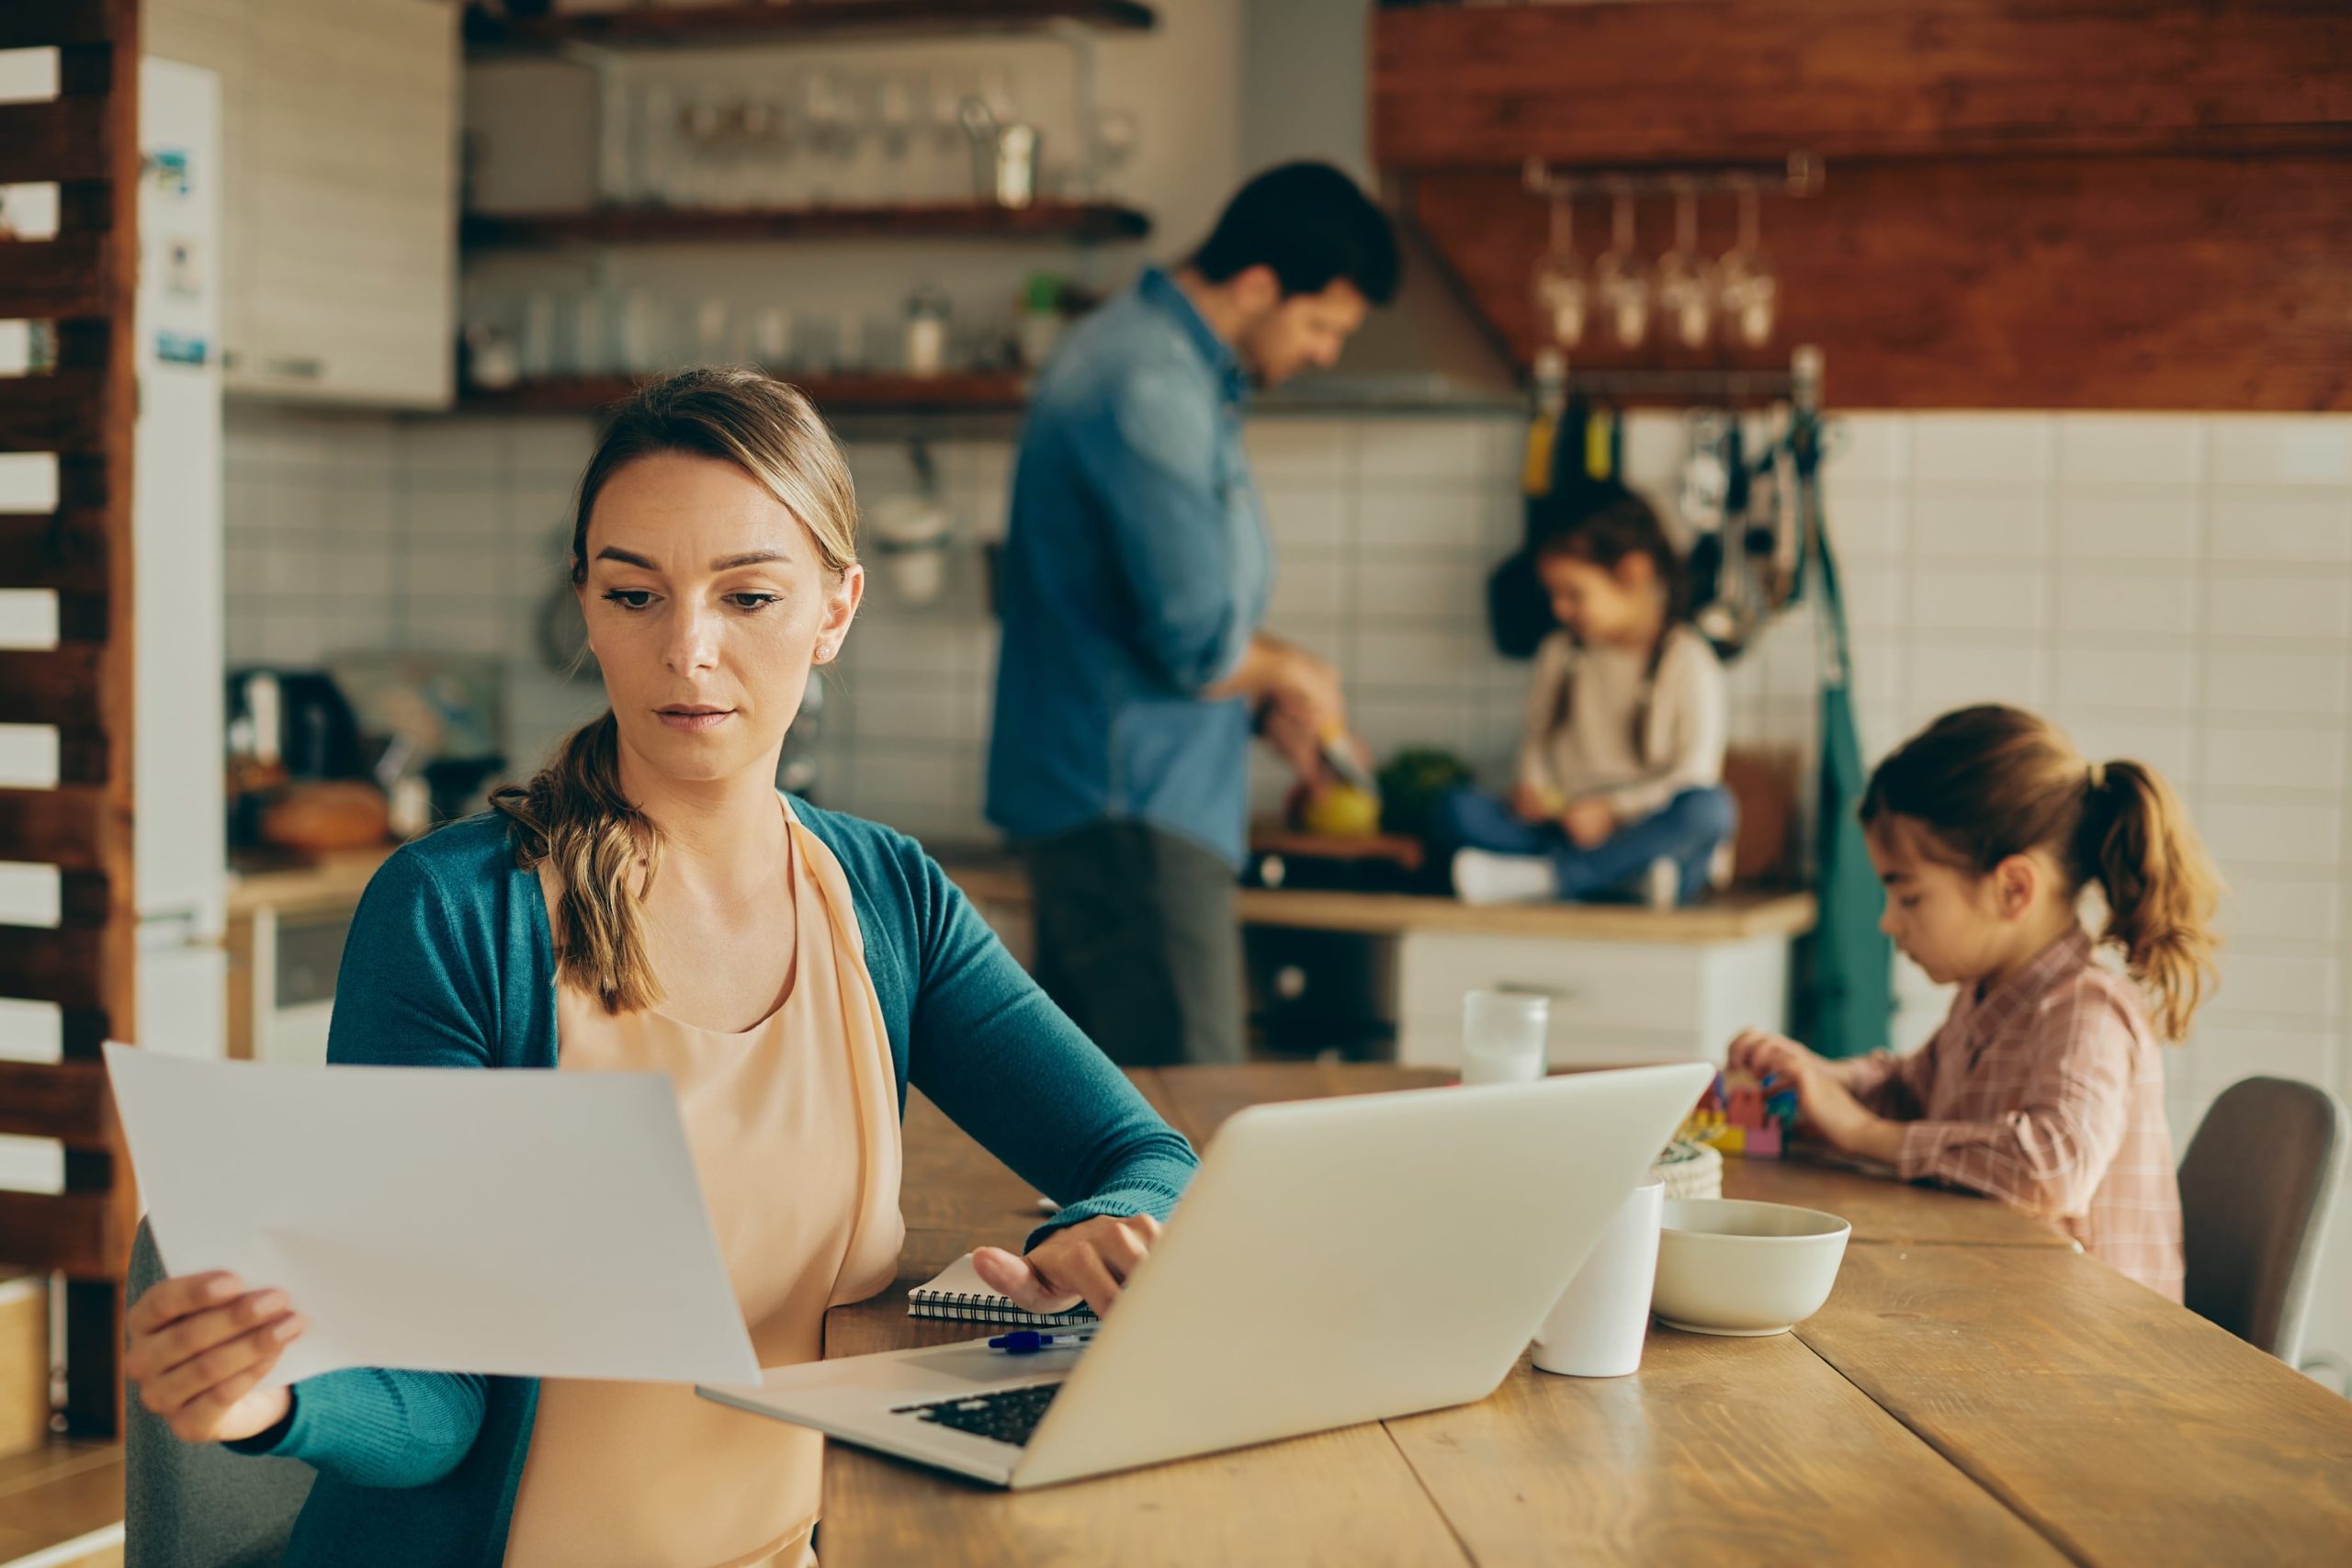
[165,237,202,299]
[146,148,191,197]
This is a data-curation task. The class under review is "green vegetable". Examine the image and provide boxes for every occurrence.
[1375,748,1475,838]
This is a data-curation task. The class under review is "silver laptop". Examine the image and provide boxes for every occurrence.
[697,1062,1712,1489]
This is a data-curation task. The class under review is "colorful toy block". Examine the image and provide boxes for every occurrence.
[1679,1069,1796,1158]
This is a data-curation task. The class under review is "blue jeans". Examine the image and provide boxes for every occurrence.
[1430,784,1737,905]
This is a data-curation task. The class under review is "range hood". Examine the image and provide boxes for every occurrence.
[1239,0,1524,413]
[1257,203,1526,413]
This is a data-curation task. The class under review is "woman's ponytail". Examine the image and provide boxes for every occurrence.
[2083,759,2222,1043]
[492,711,665,1015]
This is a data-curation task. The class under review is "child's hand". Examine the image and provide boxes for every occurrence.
[1728,1029,1902,1163]
[1727,1028,1819,1083]
[1510,782,1561,825]
[1561,798,1615,849]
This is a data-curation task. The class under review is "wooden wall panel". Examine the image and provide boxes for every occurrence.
[0,1063,114,1149]
[1408,156,2352,412]
[1374,1,2352,411]
[0,1194,119,1281]
[1374,0,2352,168]
[0,0,142,1440]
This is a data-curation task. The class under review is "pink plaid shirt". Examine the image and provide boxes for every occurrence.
[1838,926,2185,1299]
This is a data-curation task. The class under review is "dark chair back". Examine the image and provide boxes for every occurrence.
[126,1220,313,1568]
[2178,1076,2348,1364]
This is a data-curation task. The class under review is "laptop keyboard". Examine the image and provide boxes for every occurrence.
[891,1382,1064,1447]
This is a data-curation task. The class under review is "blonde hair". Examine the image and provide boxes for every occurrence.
[1860,705,2222,1042]
[491,367,858,1012]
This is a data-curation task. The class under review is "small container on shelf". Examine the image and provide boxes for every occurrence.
[905,285,951,378]
[1018,272,1065,370]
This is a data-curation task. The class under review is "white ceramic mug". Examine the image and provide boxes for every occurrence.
[1531,1179,1664,1377]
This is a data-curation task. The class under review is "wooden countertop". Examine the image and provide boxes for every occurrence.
[224,841,1815,945]
[941,856,1816,942]
[820,1064,2352,1567]
[225,845,396,919]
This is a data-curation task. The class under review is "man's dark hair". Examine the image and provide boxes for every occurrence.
[1191,162,1401,306]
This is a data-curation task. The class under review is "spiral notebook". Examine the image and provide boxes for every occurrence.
[905,1253,1100,1328]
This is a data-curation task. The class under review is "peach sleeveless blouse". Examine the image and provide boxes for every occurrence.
[503,798,906,1567]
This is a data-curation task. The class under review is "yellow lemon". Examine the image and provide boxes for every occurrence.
[1300,784,1381,839]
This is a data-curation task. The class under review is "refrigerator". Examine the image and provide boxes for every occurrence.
[0,56,227,1194]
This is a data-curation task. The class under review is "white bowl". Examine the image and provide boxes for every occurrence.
[1651,1198,1852,1337]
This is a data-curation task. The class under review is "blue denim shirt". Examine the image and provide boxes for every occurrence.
[987,267,1272,868]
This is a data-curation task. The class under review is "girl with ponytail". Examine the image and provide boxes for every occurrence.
[1729,704,2221,1300]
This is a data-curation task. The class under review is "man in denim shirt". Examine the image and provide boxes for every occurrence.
[988,164,1399,1066]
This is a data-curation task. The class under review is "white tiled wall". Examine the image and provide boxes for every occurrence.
[220,401,2352,1376]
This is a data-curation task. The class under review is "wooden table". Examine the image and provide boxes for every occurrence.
[811,1066,2352,1565]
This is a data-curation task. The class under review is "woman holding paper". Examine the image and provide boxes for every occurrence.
[123,367,1200,1566]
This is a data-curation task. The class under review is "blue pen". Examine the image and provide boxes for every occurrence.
[988,1330,1092,1354]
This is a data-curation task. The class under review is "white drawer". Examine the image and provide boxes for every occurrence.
[1398,932,1711,1036]
[1394,930,1791,1072]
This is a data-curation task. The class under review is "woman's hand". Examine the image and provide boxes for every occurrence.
[1724,1029,1903,1163]
[969,1213,1163,1317]
[124,1271,306,1445]
[1561,797,1616,849]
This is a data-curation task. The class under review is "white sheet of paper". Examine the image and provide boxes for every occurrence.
[104,1044,761,1388]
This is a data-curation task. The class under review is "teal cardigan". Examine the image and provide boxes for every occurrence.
[233,803,1199,1566]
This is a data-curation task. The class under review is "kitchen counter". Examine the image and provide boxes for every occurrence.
[224,841,1817,946]
[226,844,397,919]
[935,854,1815,944]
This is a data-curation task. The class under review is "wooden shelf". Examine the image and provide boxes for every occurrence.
[459,370,1028,416]
[464,2,1156,52]
[461,200,1149,249]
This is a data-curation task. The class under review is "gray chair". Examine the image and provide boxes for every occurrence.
[2177,1076,2348,1365]
[126,1220,313,1568]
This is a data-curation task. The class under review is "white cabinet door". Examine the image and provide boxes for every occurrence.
[137,940,229,1062]
[1395,930,1792,1071]
[147,0,458,409]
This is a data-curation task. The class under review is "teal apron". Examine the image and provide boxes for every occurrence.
[1790,415,1894,1060]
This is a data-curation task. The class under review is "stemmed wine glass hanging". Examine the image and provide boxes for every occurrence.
[1521,154,1819,353]
[1532,193,1588,348]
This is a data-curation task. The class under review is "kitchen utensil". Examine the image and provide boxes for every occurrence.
[958,96,1039,209]
[260,780,390,854]
[1317,730,1379,798]
[868,493,954,606]
[1245,825,1423,895]
[1651,1198,1850,1337]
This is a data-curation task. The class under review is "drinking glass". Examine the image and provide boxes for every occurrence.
[1532,193,1588,349]
[1594,191,1649,349]
[1717,185,1778,348]
[1461,989,1549,1085]
[1655,184,1713,349]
